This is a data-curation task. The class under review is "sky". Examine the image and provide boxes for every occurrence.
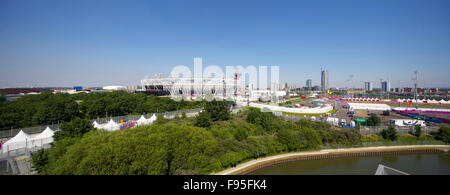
[0,0,449,89]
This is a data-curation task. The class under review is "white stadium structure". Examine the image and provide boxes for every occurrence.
[141,76,240,98]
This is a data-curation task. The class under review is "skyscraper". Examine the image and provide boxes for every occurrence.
[364,82,373,91]
[321,69,328,91]
[381,81,391,92]
[306,79,312,91]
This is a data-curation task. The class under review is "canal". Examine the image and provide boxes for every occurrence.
[247,152,450,175]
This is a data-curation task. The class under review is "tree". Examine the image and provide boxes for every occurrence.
[435,126,450,144]
[204,100,231,121]
[154,115,167,125]
[381,126,397,141]
[194,112,212,128]
[54,118,94,141]
[414,125,422,138]
[366,114,380,126]
[38,124,218,175]
[31,149,49,173]
[246,107,276,132]
[0,92,5,103]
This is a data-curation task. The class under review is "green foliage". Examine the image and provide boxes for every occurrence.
[414,125,422,138]
[366,114,381,126]
[204,100,231,121]
[245,107,276,133]
[0,91,203,130]
[54,118,95,141]
[31,149,49,173]
[39,124,218,175]
[34,106,372,175]
[361,134,384,142]
[154,115,167,125]
[0,92,5,103]
[181,112,187,119]
[381,126,398,141]
[194,111,212,128]
[435,126,450,144]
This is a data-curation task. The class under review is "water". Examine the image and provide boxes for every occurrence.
[247,152,450,175]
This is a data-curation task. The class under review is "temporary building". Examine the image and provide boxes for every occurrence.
[136,115,150,126]
[1,130,32,153]
[92,121,102,129]
[102,119,121,131]
[30,126,55,148]
[148,114,157,124]
[344,103,391,111]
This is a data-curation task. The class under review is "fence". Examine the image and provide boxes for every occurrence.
[0,124,60,140]
[0,138,53,159]
[358,125,441,135]
[319,140,445,149]
[0,108,202,139]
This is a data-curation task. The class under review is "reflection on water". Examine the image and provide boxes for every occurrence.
[248,153,450,175]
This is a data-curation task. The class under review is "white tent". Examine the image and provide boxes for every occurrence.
[136,115,150,126]
[92,121,102,129]
[148,114,157,124]
[344,103,391,111]
[30,126,55,148]
[102,119,121,131]
[2,130,32,153]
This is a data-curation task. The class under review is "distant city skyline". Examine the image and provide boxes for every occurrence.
[1,0,449,89]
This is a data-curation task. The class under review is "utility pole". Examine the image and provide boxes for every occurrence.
[413,70,419,109]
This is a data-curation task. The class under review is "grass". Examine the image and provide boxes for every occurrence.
[361,134,438,143]
[279,97,314,106]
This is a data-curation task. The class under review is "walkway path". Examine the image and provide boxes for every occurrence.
[212,145,450,175]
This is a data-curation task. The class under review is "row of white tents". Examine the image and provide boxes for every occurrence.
[1,114,160,154]
[395,99,449,104]
[344,103,391,111]
[92,114,158,131]
[1,127,55,153]
[342,98,449,104]
[342,98,385,102]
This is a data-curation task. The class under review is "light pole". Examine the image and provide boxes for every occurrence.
[413,70,419,109]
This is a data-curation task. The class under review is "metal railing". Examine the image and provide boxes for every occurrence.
[0,108,202,139]
[358,125,441,135]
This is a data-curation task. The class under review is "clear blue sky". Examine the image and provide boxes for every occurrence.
[0,0,449,88]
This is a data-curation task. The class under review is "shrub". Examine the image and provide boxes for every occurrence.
[414,125,422,138]
[435,126,450,144]
[366,114,380,126]
[381,126,397,141]
[194,112,212,128]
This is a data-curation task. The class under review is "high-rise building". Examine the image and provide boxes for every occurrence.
[364,82,373,91]
[270,82,279,91]
[381,81,391,92]
[306,79,312,90]
[279,82,288,91]
[321,69,329,91]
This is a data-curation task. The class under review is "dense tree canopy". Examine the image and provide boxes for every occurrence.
[37,124,218,175]
[33,107,364,175]
[0,91,203,130]
[435,126,450,144]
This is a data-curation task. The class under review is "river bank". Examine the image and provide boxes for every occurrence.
[212,145,450,175]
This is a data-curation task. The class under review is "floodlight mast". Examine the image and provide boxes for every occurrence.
[413,70,419,109]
